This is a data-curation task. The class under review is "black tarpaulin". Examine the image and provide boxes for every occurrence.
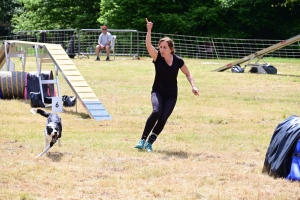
[25,71,55,99]
[262,115,300,178]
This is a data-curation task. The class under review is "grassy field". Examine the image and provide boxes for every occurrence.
[1,55,300,199]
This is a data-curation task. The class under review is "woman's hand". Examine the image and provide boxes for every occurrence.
[192,86,199,96]
[146,18,153,31]
[145,18,158,60]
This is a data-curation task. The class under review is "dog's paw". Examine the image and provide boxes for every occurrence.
[30,108,37,114]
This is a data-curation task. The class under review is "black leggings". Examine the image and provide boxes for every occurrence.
[141,92,177,140]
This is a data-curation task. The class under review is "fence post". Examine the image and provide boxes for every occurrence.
[78,29,80,55]
[211,38,219,59]
[137,31,139,56]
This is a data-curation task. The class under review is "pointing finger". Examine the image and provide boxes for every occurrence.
[146,18,149,23]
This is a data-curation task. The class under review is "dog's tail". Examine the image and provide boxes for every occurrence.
[30,108,50,118]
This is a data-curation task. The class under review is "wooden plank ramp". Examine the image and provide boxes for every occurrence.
[213,34,300,72]
[44,44,112,120]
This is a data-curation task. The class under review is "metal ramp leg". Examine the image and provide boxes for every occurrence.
[4,42,27,72]
[34,44,61,106]
[244,55,269,74]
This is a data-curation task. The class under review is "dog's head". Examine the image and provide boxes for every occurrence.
[46,122,61,143]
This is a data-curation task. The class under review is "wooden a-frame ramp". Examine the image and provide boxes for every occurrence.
[2,40,111,121]
[213,34,300,72]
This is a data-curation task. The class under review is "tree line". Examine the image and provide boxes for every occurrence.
[1,0,300,39]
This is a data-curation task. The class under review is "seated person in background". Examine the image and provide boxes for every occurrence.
[95,26,112,61]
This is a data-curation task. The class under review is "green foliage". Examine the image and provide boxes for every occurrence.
[11,0,101,32]
[99,0,219,35]
[0,0,21,35]
[6,0,300,39]
[225,0,300,39]
[99,0,300,39]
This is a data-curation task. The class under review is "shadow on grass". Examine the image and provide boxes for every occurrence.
[47,152,64,162]
[63,109,91,119]
[158,150,189,159]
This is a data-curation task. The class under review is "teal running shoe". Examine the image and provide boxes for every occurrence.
[135,139,145,149]
[144,142,153,152]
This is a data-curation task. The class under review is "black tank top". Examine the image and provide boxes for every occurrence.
[152,51,184,98]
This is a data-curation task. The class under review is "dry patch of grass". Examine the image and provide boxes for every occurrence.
[1,56,300,199]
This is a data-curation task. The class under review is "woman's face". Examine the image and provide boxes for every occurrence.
[159,41,171,57]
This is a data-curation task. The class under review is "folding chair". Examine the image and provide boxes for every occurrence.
[110,35,116,60]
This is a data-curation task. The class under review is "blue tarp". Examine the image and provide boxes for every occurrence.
[286,139,300,181]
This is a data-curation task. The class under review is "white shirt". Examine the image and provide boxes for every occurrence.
[98,32,112,46]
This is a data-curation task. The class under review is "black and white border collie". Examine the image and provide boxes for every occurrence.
[30,108,62,158]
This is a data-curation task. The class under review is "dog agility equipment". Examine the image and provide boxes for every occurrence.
[0,40,111,120]
[214,34,300,73]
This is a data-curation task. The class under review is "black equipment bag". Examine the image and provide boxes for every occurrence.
[262,65,277,74]
[62,95,76,107]
[231,65,244,73]
[30,92,45,108]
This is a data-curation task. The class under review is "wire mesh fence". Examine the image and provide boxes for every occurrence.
[78,29,140,57]
[1,29,300,59]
